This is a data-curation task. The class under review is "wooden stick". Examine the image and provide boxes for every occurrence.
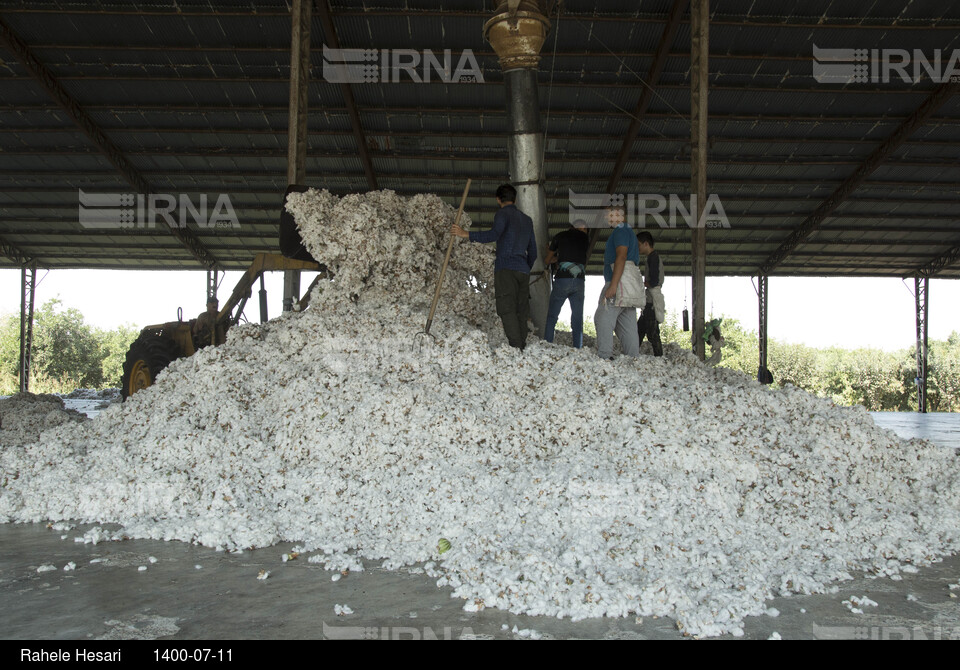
[424,178,472,336]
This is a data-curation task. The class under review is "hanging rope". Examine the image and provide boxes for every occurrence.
[539,2,563,178]
[33,269,50,289]
[901,277,917,299]
[570,15,688,120]
[568,15,690,138]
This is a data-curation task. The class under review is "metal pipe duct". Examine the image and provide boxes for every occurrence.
[484,1,551,337]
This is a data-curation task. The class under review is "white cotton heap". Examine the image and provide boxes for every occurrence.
[1,189,959,638]
[0,393,86,447]
[284,188,497,330]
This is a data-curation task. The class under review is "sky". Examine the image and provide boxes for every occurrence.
[0,268,298,333]
[1,269,957,353]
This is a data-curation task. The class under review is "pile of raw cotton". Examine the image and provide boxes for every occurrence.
[0,393,85,447]
[2,190,959,638]
[285,189,497,329]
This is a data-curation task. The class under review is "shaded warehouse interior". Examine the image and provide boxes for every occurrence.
[0,0,959,395]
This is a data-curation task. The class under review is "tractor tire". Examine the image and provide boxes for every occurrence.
[120,334,181,401]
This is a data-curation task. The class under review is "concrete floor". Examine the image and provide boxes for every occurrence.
[871,411,960,447]
[2,412,958,640]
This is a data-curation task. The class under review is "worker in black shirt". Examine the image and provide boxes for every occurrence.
[637,231,665,357]
[544,219,589,348]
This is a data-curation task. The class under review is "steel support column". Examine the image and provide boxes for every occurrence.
[282,271,301,313]
[758,275,770,384]
[206,269,218,303]
[259,276,269,323]
[689,0,708,361]
[484,1,551,337]
[505,68,550,335]
[284,0,312,311]
[915,277,929,413]
[19,262,37,393]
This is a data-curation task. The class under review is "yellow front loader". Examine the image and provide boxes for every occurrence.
[120,253,323,400]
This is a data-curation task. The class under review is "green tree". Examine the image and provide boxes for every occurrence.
[821,347,911,410]
[0,313,21,383]
[926,331,960,412]
[29,299,104,389]
[97,324,140,388]
[0,299,139,394]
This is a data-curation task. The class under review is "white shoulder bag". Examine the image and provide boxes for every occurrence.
[613,261,646,308]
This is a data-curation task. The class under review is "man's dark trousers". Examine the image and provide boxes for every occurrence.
[495,269,530,350]
[638,302,663,356]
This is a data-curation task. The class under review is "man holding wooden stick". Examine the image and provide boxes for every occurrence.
[451,183,537,351]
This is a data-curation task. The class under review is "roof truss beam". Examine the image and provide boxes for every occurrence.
[588,0,688,260]
[607,0,688,195]
[3,71,947,95]
[5,103,958,127]
[0,16,219,270]
[313,0,378,190]
[5,146,960,169]
[0,233,33,265]
[758,81,959,274]
[914,242,960,278]
[8,126,960,150]
[4,6,960,31]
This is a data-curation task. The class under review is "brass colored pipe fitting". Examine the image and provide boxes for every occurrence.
[483,1,551,71]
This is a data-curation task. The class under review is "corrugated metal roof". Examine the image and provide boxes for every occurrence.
[0,0,958,278]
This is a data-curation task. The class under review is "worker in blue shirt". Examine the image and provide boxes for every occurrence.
[595,206,641,359]
[451,184,537,350]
